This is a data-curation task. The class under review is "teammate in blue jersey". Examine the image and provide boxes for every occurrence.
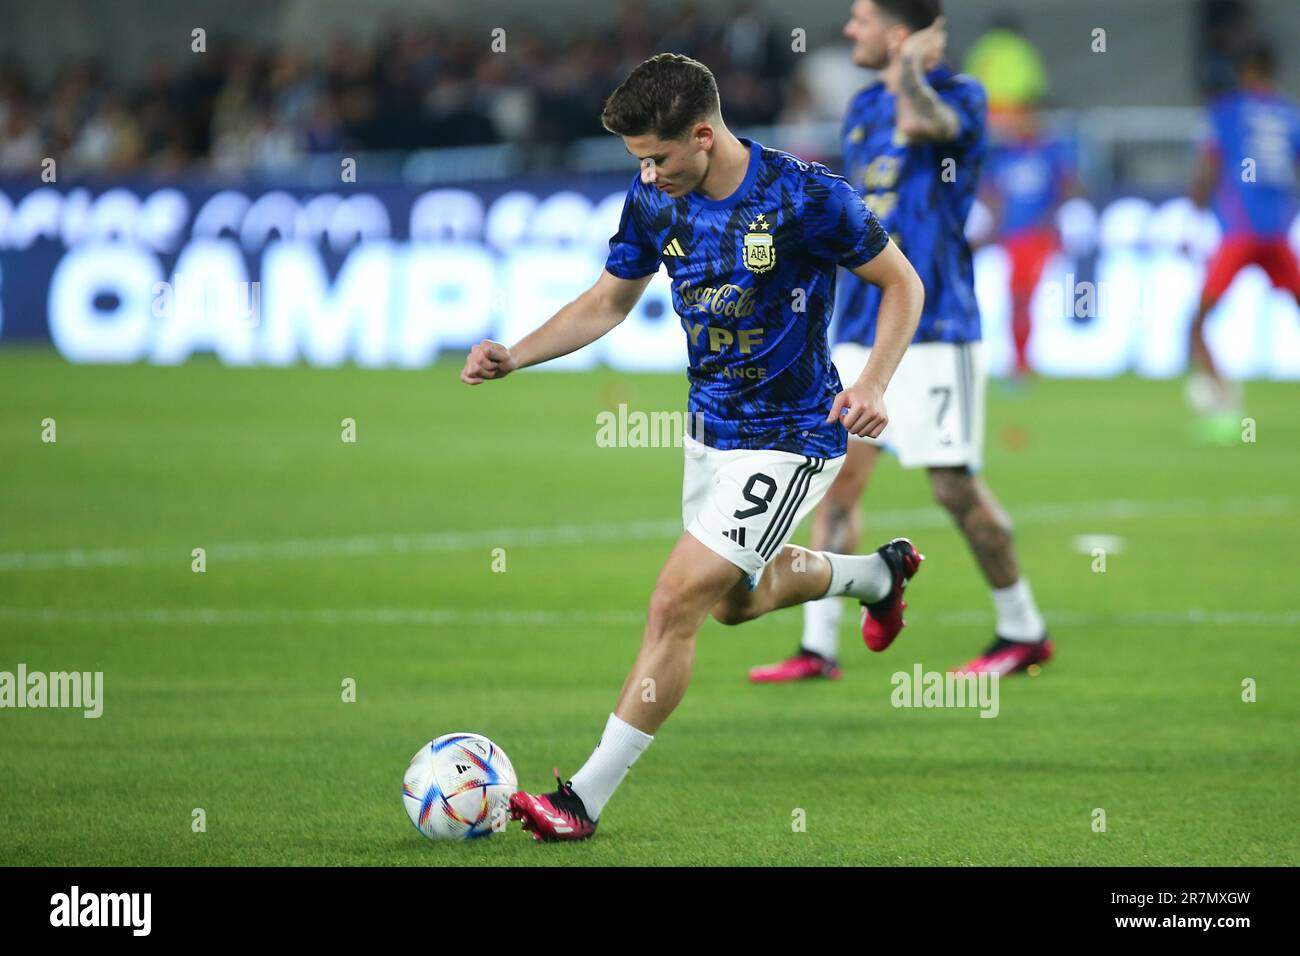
[981,107,1081,377]
[751,0,1053,685]
[1186,41,1300,442]
[460,54,925,841]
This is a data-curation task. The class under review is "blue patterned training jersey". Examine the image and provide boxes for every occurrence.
[835,66,987,346]
[604,138,888,459]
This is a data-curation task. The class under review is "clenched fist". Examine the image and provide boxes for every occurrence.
[460,340,518,384]
[827,383,888,438]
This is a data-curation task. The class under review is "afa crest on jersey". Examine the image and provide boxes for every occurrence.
[743,213,776,274]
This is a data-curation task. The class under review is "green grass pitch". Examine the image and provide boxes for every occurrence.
[1,348,1296,866]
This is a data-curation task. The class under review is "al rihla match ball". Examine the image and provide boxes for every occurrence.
[402,732,517,840]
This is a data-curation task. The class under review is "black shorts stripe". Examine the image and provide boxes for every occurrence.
[757,457,824,561]
[766,457,824,560]
[755,457,816,558]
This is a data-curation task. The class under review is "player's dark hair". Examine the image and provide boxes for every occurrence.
[601,53,721,141]
[874,0,942,31]
[1236,40,1276,79]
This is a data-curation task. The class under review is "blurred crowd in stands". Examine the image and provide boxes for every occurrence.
[0,2,812,177]
[0,0,1274,179]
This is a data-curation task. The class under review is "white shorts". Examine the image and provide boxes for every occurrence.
[832,340,986,471]
[682,435,844,580]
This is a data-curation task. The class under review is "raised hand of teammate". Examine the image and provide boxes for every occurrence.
[900,15,947,70]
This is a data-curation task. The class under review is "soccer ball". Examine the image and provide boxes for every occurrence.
[402,733,517,841]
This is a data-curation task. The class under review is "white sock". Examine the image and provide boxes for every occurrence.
[992,578,1046,642]
[801,597,843,660]
[568,713,653,820]
[820,551,892,603]
[1185,371,1242,416]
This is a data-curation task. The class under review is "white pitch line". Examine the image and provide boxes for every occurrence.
[1,606,1297,629]
[0,606,647,628]
[908,608,1300,628]
[0,494,1291,573]
[0,519,683,573]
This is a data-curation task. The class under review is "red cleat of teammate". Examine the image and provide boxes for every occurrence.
[951,635,1054,676]
[748,651,844,683]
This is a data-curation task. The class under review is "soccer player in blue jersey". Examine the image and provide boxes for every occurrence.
[460,53,925,841]
[1186,41,1300,442]
[751,0,1052,685]
[981,105,1081,378]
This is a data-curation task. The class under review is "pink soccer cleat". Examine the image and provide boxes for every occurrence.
[748,650,843,683]
[509,769,598,842]
[951,636,1054,676]
[861,538,924,652]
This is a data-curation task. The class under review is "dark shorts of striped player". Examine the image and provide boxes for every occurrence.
[681,434,845,582]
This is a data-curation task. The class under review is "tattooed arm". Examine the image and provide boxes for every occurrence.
[894,17,960,143]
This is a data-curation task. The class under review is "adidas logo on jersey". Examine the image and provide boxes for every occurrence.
[724,528,747,547]
[662,237,686,257]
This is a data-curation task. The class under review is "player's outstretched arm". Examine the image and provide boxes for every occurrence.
[895,17,961,144]
[460,269,654,384]
[827,241,924,438]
